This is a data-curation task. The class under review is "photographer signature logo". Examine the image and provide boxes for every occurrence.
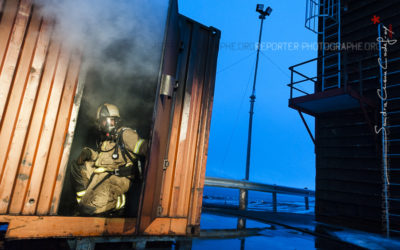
[372,15,393,39]
[371,15,380,24]
[375,22,397,192]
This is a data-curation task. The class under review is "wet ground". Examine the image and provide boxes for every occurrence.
[193,211,367,250]
[194,213,318,249]
[195,207,400,250]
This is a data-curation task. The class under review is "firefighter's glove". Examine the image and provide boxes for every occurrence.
[116,163,135,177]
[76,148,92,165]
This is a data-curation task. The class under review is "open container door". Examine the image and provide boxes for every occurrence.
[138,0,180,233]
[139,6,221,235]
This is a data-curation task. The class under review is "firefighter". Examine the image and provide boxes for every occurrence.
[71,103,147,216]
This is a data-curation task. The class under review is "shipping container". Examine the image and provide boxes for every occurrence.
[0,0,220,239]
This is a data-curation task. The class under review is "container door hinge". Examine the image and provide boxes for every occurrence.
[160,74,175,98]
[157,205,163,216]
[163,159,169,170]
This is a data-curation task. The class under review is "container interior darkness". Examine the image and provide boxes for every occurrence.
[59,70,158,217]
[58,0,170,216]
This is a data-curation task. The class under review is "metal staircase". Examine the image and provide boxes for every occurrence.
[306,0,341,91]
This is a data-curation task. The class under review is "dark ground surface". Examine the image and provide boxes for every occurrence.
[202,206,400,250]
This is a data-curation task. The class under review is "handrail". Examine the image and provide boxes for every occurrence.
[204,177,314,212]
[287,51,385,99]
[204,177,314,197]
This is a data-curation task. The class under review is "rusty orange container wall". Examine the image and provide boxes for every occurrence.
[0,0,220,239]
[0,0,82,216]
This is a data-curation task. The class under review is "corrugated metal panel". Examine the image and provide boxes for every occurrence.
[138,0,220,233]
[186,24,220,231]
[138,0,179,233]
[153,17,220,230]
[0,0,220,238]
[0,0,82,215]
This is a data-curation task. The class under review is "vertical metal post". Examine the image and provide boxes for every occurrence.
[238,191,246,230]
[306,0,309,29]
[313,0,317,31]
[239,189,247,210]
[237,217,246,230]
[304,188,309,210]
[244,12,265,210]
[272,192,277,212]
[305,196,309,210]
[238,189,247,229]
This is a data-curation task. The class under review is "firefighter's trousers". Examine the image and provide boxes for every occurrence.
[71,161,130,215]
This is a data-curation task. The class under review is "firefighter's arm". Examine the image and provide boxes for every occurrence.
[76,147,98,165]
[122,129,148,157]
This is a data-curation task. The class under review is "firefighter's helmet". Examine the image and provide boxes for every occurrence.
[96,103,121,134]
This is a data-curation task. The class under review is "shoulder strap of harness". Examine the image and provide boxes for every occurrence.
[117,128,143,179]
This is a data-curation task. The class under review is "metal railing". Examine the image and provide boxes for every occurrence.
[305,0,338,34]
[288,52,341,99]
[204,177,314,212]
[288,52,400,100]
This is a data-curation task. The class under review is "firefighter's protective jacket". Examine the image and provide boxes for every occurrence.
[72,127,147,215]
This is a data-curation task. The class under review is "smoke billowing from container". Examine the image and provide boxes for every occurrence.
[34,0,169,136]
[35,0,167,75]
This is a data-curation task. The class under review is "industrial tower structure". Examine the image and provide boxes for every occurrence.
[288,0,400,236]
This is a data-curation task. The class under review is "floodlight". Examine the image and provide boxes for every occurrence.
[265,7,273,16]
[256,4,265,14]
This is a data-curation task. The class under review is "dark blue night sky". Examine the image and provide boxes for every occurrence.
[178,0,317,189]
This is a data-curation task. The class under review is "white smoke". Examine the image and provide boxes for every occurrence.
[33,0,170,136]
[34,0,169,77]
